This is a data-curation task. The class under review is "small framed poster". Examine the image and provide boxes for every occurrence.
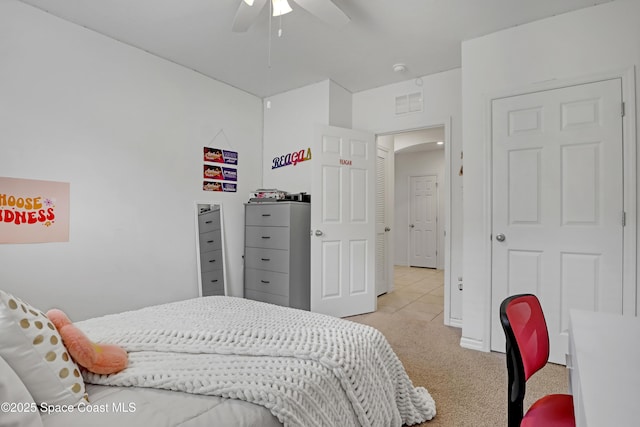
[0,177,70,244]
[203,146,238,192]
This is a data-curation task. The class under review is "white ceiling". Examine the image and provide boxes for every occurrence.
[394,127,445,153]
[18,0,615,98]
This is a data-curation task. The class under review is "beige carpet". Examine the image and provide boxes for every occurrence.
[346,267,569,427]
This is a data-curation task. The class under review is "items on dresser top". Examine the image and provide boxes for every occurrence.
[249,188,288,200]
[198,206,225,296]
[244,202,310,310]
[284,192,310,202]
[248,189,310,204]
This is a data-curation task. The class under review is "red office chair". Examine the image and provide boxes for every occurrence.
[499,294,575,427]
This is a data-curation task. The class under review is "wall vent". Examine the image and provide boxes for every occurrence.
[395,91,423,115]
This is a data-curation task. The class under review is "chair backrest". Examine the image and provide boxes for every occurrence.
[500,294,550,427]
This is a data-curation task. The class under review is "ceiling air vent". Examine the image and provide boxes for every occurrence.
[395,91,423,115]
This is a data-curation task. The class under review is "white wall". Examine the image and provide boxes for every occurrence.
[461,0,640,350]
[329,81,353,129]
[0,0,263,320]
[262,79,353,193]
[394,149,445,270]
[353,68,463,322]
[262,81,330,193]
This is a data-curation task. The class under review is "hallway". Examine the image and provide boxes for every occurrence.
[349,266,444,323]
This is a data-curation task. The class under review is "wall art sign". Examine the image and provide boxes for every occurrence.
[0,177,70,244]
[272,147,312,169]
[203,165,237,181]
[203,146,238,193]
[204,147,238,165]
[202,182,237,192]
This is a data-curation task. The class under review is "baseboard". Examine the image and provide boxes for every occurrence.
[460,336,487,352]
[446,317,463,328]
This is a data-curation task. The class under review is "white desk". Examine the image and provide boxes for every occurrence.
[568,309,640,427]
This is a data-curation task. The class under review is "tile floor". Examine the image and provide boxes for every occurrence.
[350,265,445,322]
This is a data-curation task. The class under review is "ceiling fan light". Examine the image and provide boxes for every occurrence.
[243,0,254,5]
[272,0,292,17]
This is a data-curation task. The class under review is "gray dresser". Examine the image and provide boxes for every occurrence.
[244,202,310,310]
[198,207,225,296]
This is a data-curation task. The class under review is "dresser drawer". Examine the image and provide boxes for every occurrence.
[245,289,289,308]
[244,268,289,297]
[201,269,224,289]
[245,226,290,250]
[202,283,224,297]
[201,249,223,273]
[198,210,221,233]
[245,247,289,273]
[245,204,290,227]
[199,230,222,252]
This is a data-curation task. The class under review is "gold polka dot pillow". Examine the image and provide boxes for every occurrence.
[0,290,87,406]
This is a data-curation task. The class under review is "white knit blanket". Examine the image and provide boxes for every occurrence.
[78,297,436,427]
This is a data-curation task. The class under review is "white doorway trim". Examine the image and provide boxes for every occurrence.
[475,67,637,353]
[443,117,456,326]
[376,117,455,325]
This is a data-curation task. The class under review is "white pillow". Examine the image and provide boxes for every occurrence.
[0,290,87,406]
[0,355,43,427]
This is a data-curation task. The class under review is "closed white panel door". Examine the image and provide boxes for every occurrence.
[311,125,376,317]
[376,147,391,296]
[490,79,624,364]
[409,175,437,268]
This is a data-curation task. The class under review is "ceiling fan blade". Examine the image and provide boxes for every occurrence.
[232,0,269,32]
[293,0,350,27]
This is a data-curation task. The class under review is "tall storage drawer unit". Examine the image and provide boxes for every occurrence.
[198,207,225,296]
[244,202,310,310]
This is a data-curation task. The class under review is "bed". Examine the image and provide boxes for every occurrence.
[0,292,436,427]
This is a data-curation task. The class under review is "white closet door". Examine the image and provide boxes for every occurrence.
[490,78,624,364]
[409,175,437,268]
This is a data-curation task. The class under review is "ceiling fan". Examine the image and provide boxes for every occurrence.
[232,0,350,32]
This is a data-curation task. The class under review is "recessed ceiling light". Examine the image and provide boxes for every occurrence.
[437,141,444,145]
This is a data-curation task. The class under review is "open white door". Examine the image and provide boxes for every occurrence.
[311,125,376,317]
[376,146,392,296]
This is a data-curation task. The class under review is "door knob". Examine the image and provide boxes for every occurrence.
[409,224,415,228]
[315,230,324,236]
[385,227,391,232]
[495,233,506,242]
